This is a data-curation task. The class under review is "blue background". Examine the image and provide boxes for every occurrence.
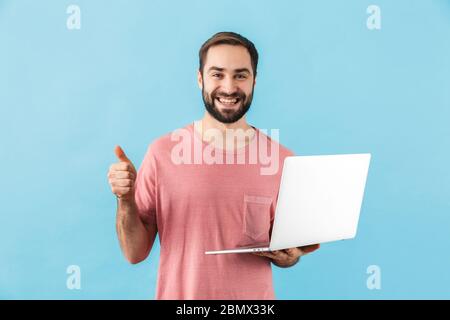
[1,0,449,299]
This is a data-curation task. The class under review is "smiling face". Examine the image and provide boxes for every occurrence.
[198,44,256,124]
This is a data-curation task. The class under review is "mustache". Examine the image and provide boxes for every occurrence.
[211,90,246,100]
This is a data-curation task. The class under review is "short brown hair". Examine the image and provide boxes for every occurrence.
[199,31,259,77]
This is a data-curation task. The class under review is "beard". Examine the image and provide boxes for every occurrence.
[201,84,254,124]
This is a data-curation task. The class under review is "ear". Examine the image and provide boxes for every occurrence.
[254,75,257,87]
[197,70,203,89]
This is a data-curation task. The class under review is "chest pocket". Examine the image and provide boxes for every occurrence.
[243,194,272,242]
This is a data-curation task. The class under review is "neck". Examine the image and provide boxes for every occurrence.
[201,111,252,133]
[194,112,255,150]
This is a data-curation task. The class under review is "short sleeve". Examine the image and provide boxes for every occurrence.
[134,144,158,226]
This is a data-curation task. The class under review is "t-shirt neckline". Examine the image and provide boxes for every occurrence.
[188,121,259,155]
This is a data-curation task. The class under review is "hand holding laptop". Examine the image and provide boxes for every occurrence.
[205,153,371,255]
[253,244,320,267]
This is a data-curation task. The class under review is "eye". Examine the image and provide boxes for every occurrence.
[236,74,248,80]
[212,73,223,78]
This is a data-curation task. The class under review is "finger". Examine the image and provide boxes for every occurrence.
[254,251,278,259]
[110,162,135,172]
[115,145,131,163]
[108,171,136,180]
[284,247,302,257]
[300,244,321,254]
[110,179,134,187]
[272,250,289,260]
[252,252,266,257]
[253,252,274,258]
[258,250,291,262]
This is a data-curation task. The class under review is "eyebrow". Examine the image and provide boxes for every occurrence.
[207,66,251,74]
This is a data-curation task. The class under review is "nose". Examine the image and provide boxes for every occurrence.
[221,76,237,95]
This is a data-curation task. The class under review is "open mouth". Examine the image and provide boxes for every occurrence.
[215,97,241,107]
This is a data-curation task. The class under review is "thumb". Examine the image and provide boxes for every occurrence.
[114,145,131,163]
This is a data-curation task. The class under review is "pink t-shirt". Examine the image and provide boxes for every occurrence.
[134,123,294,299]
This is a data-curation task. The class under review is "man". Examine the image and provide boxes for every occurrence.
[107,32,320,299]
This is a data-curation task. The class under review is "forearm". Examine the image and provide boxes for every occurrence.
[116,198,156,264]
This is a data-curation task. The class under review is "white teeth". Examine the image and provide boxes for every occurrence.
[218,98,238,104]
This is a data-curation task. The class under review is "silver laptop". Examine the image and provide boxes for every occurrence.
[205,153,371,255]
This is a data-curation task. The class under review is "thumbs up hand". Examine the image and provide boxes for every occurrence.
[108,146,137,200]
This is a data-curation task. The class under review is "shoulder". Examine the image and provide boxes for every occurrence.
[144,123,193,158]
